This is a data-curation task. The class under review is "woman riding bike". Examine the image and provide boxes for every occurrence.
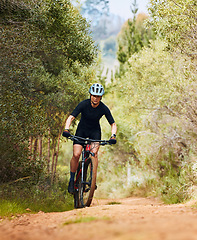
[63,83,117,194]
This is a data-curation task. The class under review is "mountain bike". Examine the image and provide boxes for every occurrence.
[66,135,112,208]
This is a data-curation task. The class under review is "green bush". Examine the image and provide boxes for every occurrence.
[0,174,73,217]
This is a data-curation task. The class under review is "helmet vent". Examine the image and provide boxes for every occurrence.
[89,83,104,96]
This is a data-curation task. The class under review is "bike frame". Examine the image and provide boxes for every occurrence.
[66,135,111,207]
[74,144,94,191]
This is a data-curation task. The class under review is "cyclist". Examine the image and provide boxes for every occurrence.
[63,83,117,194]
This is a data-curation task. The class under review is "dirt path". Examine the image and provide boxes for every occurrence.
[1,197,197,240]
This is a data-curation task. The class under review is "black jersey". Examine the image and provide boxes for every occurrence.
[71,99,115,130]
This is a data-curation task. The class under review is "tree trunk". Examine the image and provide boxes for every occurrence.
[33,137,38,161]
[53,118,67,181]
[28,136,33,160]
[38,136,42,161]
[51,143,56,183]
[47,129,51,174]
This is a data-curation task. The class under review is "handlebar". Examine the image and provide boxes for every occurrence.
[66,135,112,146]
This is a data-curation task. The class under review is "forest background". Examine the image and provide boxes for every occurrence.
[0,0,196,215]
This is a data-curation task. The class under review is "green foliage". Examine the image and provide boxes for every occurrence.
[0,175,73,217]
[80,0,196,204]
[0,0,98,183]
[113,39,196,144]
[64,216,110,225]
[0,138,43,183]
[106,38,197,203]
[117,0,155,66]
[148,0,197,59]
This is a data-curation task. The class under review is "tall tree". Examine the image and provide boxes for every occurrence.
[148,0,197,60]
[117,0,155,67]
[0,0,98,183]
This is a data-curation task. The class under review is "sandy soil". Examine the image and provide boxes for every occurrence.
[1,197,197,240]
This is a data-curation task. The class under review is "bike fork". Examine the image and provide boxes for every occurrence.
[81,151,85,185]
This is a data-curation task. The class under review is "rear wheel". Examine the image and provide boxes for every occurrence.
[78,157,97,207]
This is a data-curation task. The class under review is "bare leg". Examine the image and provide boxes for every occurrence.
[90,143,100,180]
[70,144,83,173]
[68,144,83,194]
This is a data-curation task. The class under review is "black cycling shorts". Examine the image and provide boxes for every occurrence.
[74,125,101,146]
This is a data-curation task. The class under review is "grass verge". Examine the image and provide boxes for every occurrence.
[0,176,73,218]
[64,216,110,225]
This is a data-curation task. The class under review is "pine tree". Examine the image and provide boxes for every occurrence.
[117,0,155,67]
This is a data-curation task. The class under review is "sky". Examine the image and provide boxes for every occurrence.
[108,0,149,20]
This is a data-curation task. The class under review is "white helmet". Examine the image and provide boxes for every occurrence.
[89,83,104,96]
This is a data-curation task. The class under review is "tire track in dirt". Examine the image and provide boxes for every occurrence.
[1,197,197,240]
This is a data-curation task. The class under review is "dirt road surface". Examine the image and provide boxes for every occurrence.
[1,197,197,240]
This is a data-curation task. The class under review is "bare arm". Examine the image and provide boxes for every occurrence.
[111,122,117,136]
[65,115,75,130]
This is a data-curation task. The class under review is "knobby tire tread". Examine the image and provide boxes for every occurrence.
[75,158,96,208]
[83,157,96,207]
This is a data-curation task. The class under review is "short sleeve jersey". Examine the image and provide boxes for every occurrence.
[71,99,115,130]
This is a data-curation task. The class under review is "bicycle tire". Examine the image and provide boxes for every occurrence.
[74,190,79,208]
[74,161,82,209]
[79,157,97,208]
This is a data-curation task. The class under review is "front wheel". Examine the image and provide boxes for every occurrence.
[78,157,97,208]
